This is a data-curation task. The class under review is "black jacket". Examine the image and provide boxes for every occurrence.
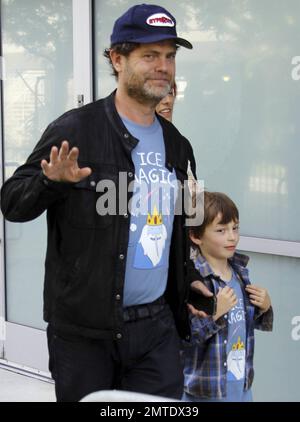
[1,91,196,340]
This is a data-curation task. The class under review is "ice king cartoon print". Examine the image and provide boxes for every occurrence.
[133,206,168,269]
[227,336,246,381]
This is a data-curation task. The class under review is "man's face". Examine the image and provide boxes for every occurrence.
[119,40,176,106]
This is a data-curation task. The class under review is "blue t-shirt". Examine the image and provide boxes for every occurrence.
[225,270,247,400]
[121,116,178,306]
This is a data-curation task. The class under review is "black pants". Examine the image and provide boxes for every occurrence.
[47,303,183,402]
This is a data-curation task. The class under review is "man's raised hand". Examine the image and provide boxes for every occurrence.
[41,140,91,183]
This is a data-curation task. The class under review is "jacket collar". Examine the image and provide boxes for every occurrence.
[104,90,138,155]
[191,246,249,279]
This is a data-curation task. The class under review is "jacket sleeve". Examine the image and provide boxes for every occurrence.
[0,121,75,223]
[189,314,227,344]
[254,305,274,332]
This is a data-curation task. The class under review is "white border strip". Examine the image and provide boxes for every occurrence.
[0,55,5,359]
[72,0,93,106]
[239,236,300,258]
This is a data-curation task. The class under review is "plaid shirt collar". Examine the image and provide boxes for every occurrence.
[190,246,249,279]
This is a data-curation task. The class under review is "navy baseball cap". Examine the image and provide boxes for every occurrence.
[110,4,193,49]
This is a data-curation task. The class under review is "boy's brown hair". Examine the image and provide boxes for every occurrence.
[190,191,239,240]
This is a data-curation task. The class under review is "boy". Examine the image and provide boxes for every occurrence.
[183,191,273,402]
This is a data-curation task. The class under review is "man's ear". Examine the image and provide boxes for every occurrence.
[109,50,124,75]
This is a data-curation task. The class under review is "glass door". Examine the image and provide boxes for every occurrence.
[0,0,92,376]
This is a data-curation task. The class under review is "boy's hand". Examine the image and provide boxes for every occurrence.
[41,140,92,183]
[245,285,271,313]
[213,286,238,321]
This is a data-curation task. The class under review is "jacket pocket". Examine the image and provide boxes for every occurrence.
[67,167,118,229]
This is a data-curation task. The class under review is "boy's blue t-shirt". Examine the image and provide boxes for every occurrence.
[121,116,178,307]
[225,270,247,400]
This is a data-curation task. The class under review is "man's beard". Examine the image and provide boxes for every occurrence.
[124,65,171,106]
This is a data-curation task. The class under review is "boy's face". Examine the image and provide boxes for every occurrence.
[191,213,240,261]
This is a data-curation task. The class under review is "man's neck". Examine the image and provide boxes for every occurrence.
[115,88,157,126]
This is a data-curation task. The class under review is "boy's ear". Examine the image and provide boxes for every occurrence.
[189,232,202,247]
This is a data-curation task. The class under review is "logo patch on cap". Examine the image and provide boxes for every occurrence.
[146,13,175,27]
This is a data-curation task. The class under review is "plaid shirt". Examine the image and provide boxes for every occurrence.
[182,248,273,399]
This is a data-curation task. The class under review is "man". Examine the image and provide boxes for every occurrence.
[1,4,202,401]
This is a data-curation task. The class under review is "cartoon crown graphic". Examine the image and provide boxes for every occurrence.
[232,336,245,351]
[147,206,163,226]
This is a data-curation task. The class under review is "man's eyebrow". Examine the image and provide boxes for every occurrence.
[142,49,159,54]
[142,49,177,55]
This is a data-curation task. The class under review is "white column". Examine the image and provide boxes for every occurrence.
[72,0,93,107]
[0,55,6,358]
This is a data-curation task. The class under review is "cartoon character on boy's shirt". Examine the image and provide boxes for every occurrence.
[227,337,246,381]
